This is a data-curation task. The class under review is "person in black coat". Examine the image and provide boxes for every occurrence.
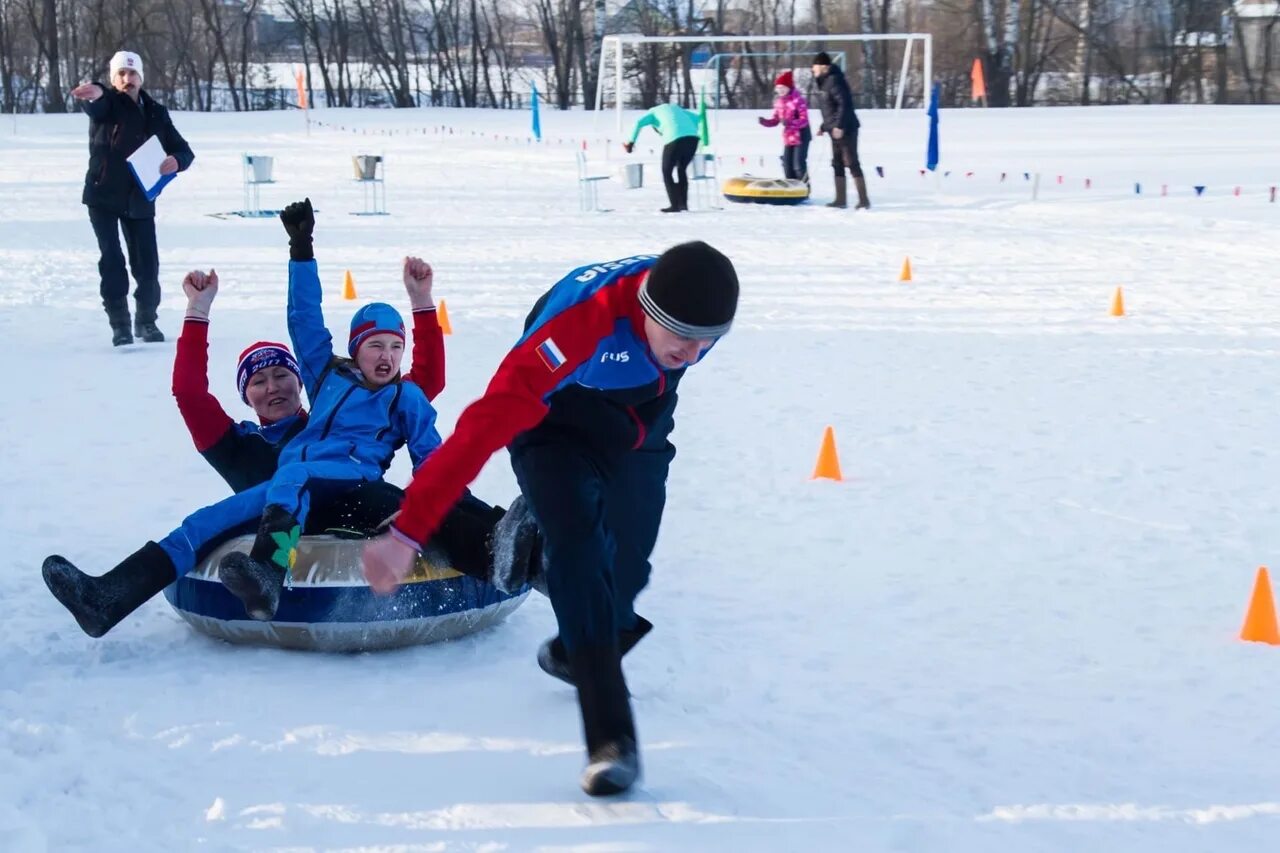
[72,50,195,346]
[811,52,871,210]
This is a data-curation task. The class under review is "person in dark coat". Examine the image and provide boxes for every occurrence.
[72,50,195,346]
[361,243,740,797]
[811,52,871,210]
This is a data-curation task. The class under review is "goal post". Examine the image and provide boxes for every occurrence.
[596,32,933,133]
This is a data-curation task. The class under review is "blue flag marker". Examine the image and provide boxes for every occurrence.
[925,83,940,172]
[531,84,542,142]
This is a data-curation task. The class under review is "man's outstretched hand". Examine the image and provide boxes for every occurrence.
[71,83,103,101]
[363,533,418,595]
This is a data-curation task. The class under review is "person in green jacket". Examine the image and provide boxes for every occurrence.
[623,104,700,213]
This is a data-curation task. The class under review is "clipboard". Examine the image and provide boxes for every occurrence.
[126,135,177,201]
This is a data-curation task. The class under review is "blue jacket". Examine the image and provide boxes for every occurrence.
[282,261,442,477]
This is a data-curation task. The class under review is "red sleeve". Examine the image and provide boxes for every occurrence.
[403,307,444,401]
[172,318,235,452]
[392,286,623,545]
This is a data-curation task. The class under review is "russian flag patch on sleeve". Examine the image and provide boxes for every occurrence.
[535,337,566,371]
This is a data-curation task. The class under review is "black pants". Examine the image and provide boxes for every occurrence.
[88,205,160,319]
[782,128,811,181]
[512,439,673,654]
[661,136,699,210]
[830,128,864,179]
[194,482,507,578]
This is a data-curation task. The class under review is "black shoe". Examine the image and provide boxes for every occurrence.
[572,644,640,796]
[538,616,653,686]
[660,206,680,213]
[219,505,298,620]
[134,317,164,343]
[42,542,177,637]
[489,495,542,594]
[582,736,640,796]
[218,553,285,621]
[105,300,132,346]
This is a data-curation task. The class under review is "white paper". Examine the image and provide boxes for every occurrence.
[126,135,173,199]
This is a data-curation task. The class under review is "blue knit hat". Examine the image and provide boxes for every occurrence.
[236,341,302,403]
[348,302,405,356]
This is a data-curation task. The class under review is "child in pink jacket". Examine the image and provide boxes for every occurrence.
[758,71,811,182]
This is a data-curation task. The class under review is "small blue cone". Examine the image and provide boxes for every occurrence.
[1194,185,1205,196]
[1135,183,1142,194]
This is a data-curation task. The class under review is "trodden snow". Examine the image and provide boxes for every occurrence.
[1,104,1279,851]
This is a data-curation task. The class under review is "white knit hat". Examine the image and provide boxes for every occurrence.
[109,51,144,84]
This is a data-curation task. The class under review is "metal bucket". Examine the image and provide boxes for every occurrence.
[622,162,643,189]
[352,154,381,180]
[247,155,274,182]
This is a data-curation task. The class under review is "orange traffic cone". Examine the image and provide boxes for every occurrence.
[342,270,357,300]
[437,299,453,335]
[899,257,912,282]
[1240,566,1280,645]
[1110,286,1124,317]
[811,426,843,481]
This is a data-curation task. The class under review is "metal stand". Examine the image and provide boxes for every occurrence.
[351,154,389,216]
[576,151,611,212]
[241,154,276,218]
[689,153,721,210]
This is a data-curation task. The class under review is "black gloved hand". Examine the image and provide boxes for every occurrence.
[622,142,634,154]
[280,198,315,261]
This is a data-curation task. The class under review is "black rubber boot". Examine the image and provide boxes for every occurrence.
[854,175,871,210]
[105,299,132,346]
[572,644,640,796]
[134,304,164,342]
[219,504,297,620]
[42,542,177,637]
[489,496,545,595]
[826,174,848,208]
[538,616,653,687]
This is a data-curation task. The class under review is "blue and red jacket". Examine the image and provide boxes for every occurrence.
[394,255,705,546]
[172,292,445,493]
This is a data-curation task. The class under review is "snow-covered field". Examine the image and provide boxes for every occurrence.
[2,103,1279,852]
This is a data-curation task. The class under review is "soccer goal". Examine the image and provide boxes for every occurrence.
[595,32,933,133]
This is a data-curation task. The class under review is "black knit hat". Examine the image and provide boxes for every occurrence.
[638,241,738,338]
[813,51,833,66]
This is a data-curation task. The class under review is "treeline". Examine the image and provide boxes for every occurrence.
[1,0,1275,113]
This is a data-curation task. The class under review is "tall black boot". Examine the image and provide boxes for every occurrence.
[854,175,871,210]
[42,542,177,637]
[105,299,132,346]
[219,505,298,620]
[826,174,848,209]
[571,643,640,796]
[538,616,653,686]
[489,495,546,595]
[134,302,164,343]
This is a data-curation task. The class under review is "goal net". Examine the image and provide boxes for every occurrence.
[595,33,933,133]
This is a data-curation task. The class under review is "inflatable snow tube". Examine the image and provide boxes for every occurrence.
[163,535,528,652]
[721,175,810,205]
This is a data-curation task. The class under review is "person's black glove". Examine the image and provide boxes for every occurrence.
[280,198,315,261]
[623,142,634,154]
